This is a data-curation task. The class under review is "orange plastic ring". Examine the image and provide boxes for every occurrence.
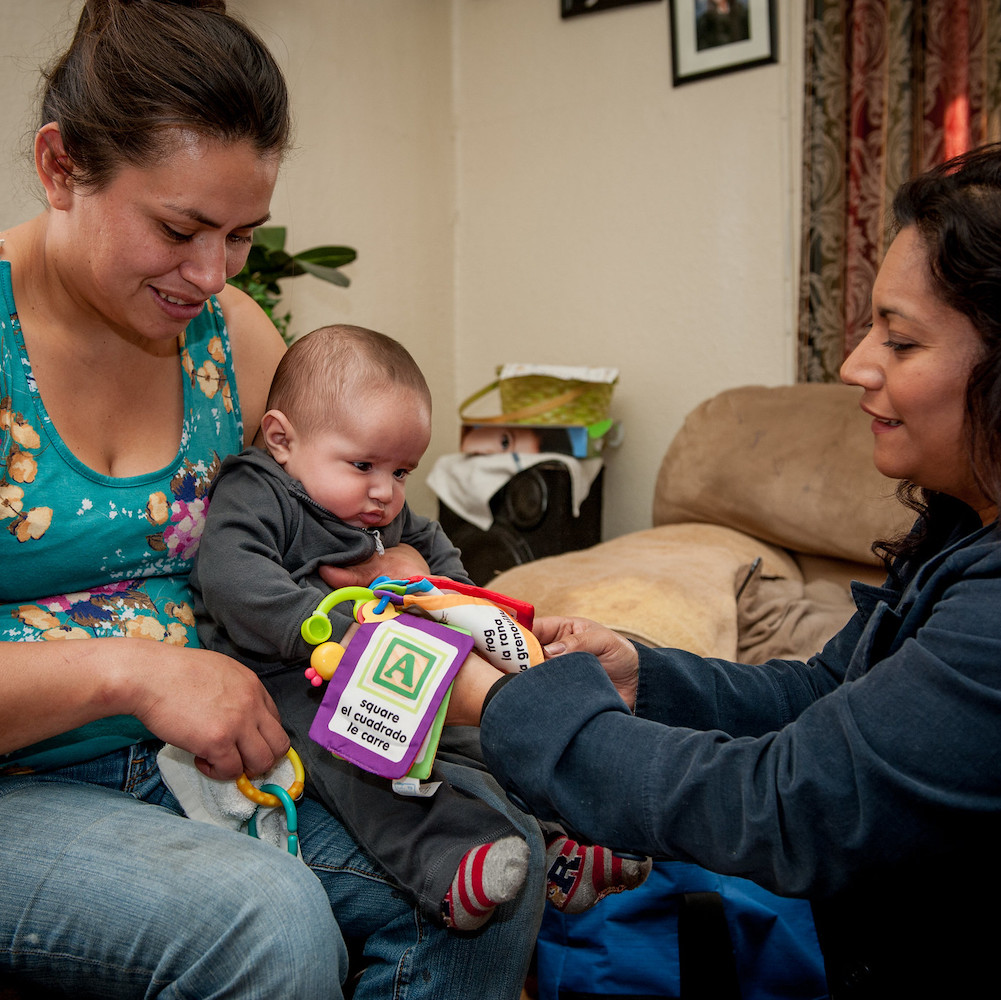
[356,598,400,624]
[236,748,305,808]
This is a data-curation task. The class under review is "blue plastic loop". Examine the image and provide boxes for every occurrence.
[369,576,434,596]
[248,782,299,856]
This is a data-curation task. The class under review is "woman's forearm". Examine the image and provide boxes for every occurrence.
[445,649,506,727]
[0,637,144,755]
[0,638,291,780]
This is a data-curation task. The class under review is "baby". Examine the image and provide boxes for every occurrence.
[191,324,649,929]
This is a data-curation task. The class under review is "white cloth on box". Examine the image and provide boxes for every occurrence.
[157,744,300,857]
[427,452,603,532]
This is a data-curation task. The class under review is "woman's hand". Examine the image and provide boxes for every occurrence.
[126,643,291,781]
[318,543,431,590]
[445,616,641,726]
[534,616,640,711]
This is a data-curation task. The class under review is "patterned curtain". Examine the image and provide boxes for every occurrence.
[797,1,1001,382]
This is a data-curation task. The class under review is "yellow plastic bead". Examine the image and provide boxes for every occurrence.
[309,641,345,682]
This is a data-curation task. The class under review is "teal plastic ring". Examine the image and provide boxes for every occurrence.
[248,782,299,856]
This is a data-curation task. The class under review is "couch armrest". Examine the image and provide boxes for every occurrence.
[652,384,913,566]
[490,522,800,659]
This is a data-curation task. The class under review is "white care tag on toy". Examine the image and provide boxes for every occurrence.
[392,777,443,797]
[308,615,474,779]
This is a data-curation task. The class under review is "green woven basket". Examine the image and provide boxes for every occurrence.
[460,367,617,427]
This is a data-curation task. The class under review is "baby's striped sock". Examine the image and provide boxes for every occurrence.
[545,834,652,913]
[442,836,530,931]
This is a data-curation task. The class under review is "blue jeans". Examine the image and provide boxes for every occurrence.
[0,742,545,998]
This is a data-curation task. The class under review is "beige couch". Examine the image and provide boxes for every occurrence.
[491,383,915,664]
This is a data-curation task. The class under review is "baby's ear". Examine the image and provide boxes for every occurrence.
[260,409,294,465]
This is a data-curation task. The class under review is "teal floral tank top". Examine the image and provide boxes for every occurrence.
[0,260,244,770]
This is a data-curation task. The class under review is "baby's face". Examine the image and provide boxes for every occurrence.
[285,387,431,529]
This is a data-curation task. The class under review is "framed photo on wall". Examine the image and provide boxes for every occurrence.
[669,0,776,85]
[562,0,662,18]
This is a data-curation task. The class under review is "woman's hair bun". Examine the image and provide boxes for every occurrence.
[169,0,228,11]
[85,0,227,17]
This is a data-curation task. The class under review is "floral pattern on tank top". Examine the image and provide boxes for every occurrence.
[0,260,243,649]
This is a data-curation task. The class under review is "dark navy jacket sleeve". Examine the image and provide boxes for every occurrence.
[630,620,857,738]
[480,518,1001,901]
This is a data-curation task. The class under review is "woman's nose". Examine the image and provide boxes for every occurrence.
[840,329,881,388]
[179,237,228,296]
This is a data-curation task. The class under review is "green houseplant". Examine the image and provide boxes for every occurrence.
[228,226,357,343]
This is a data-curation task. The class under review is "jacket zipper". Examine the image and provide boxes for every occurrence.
[291,484,385,556]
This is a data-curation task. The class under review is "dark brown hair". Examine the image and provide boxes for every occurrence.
[40,0,291,188]
[267,325,432,440]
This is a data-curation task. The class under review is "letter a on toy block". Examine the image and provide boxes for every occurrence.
[308,616,474,779]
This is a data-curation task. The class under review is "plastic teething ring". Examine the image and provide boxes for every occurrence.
[236,747,305,808]
[356,597,401,624]
[248,783,300,856]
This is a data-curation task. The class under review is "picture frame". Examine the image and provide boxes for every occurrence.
[668,0,776,85]
[562,0,662,18]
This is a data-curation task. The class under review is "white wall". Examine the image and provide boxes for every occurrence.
[238,0,456,519]
[452,0,802,535]
[1,2,77,215]
[1,0,802,536]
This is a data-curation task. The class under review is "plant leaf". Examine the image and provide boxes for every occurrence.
[244,245,293,275]
[295,260,351,286]
[227,231,358,334]
[253,226,287,252]
[294,245,357,269]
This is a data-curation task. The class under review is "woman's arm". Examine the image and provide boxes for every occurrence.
[0,637,290,779]
[444,648,508,727]
[478,561,1001,899]
[535,613,854,736]
[0,291,287,775]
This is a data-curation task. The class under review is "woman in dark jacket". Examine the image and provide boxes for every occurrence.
[448,144,1001,998]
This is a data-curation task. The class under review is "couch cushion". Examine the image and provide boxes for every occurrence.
[735,562,857,664]
[652,383,913,567]
[490,522,801,659]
